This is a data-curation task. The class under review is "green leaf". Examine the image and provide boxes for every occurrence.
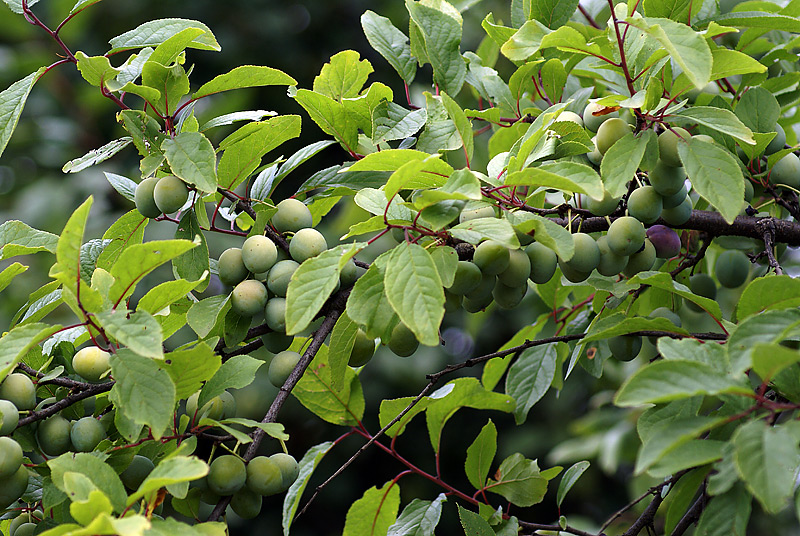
[615,360,749,407]
[198,354,263,408]
[313,50,373,102]
[440,91,474,164]
[673,107,755,145]
[0,262,26,294]
[96,210,148,270]
[387,494,446,536]
[727,309,800,376]
[506,345,557,424]
[465,420,497,489]
[457,504,494,536]
[192,65,296,100]
[362,11,417,84]
[328,312,360,392]
[217,115,302,190]
[450,217,519,249]
[173,210,210,292]
[406,0,466,95]
[677,137,743,223]
[108,238,198,306]
[74,51,121,88]
[557,461,590,507]
[530,0,580,28]
[710,48,767,81]
[736,275,800,320]
[96,309,163,359]
[0,69,44,159]
[200,109,276,131]
[162,132,218,193]
[146,27,205,66]
[735,86,779,134]
[108,19,220,53]
[506,161,604,201]
[110,349,176,439]
[293,89,357,151]
[635,416,725,474]
[347,262,397,340]
[3,0,41,14]
[343,481,401,536]
[429,246,458,288]
[159,343,220,400]
[626,17,711,89]
[649,439,727,478]
[704,11,800,32]
[733,420,800,513]
[384,242,444,346]
[294,343,365,426]
[486,453,549,507]
[0,220,58,259]
[373,103,427,143]
[138,278,203,316]
[601,131,656,198]
[126,456,207,506]
[582,312,690,343]
[694,483,751,536]
[283,442,335,535]
[0,323,62,383]
[253,140,337,200]
[627,271,724,320]
[48,453,127,513]
[103,172,137,202]
[643,0,698,21]
[426,378,515,452]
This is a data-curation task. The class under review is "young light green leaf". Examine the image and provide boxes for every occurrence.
[0,69,44,159]
[677,137,744,224]
[108,19,220,53]
[314,50,373,102]
[506,345,557,424]
[733,420,800,514]
[74,52,121,88]
[48,453,127,513]
[198,354,263,408]
[601,131,656,198]
[0,323,62,383]
[387,494,446,536]
[557,461,590,507]
[162,132,218,193]
[440,91,474,164]
[347,262,397,340]
[384,242,444,346]
[406,0,466,95]
[465,420,497,489]
[0,220,58,260]
[173,210,210,292]
[342,481,401,536]
[137,277,204,316]
[486,453,549,507]
[361,11,417,84]
[328,312,360,392]
[614,360,749,406]
[96,309,163,359]
[96,210,148,270]
[199,110,276,131]
[458,504,495,536]
[52,197,93,296]
[192,65,296,99]
[530,0,580,28]
[293,89,358,151]
[450,217,519,249]
[282,442,336,535]
[110,349,176,439]
[159,343,220,400]
[0,262,26,294]
[126,456,207,506]
[3,0,41,14]
[62,137,132,173]
[373,103,427,143]
[506,161,604,201]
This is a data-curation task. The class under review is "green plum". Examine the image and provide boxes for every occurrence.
[715,250,751,288]
[134,177,161,218]
[289,228,328,262]
[218,248,249,287]
[447,261,482,295]
[153,175,189,214]
[207,455,247,496]
[608,335,642,361]
[267,260,300,297]
[0,465,29,509]
[69,416,106,452]
[0,436,23,479]
[623,239,656,277]
[270,452,299,491]
[72,346,111,383]
[348,329,376,367]
[387,323,419,357]
[265,297,287,332]
[627,186,662,224]
[0,400,19,436]
[231,280,269,317]
[246,456,284,496]
[268,351,301,387]
[648,161,686,196]
[658,127,690,167]
[596,118,632,154]
[241,235,278,274]
[606,216,646,256]
[36,415,72,456]
[272,199,312,233]
[231,488,262,519]
[497,249,531,287]
[120,455,155,491]
[525,242,558,284]
[561,233,600,273]
[472,240,510,275]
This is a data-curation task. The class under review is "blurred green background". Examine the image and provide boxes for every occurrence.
[1,1,797,534]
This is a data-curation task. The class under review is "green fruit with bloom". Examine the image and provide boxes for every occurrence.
[134,177,161,218]
[525,242,558,284]
[0,436,23,479]
[289,228,328,262]
[72,346,111,382]
[0,400,19,436]
[246,456,284,496]
[388,322,419,357]
[0,373,36,410]
[270,452,300,491]
[473,240,510,275]
[207,455,247,496]
[231,488,262,519]
[606,216,646,256]
[608,335,642,361]
[121,455,155,491]
[241,235,278,274]
[658,127,690,167]
[218,248,249,286]
[561,233,600,273]
[70,416,106,452]
[596,118,632,154]
[0,465,29,509]
[627,186,662,224]
[153,175,189,214]
[267,260,300,297]
[37,415,72,456]
[268,351,301,387]
[265,297,287,332]
[231,280,269,317]
[715,250,751,288]
[447,261,482,295]
[348,329,375,367]
[272,199,312,233]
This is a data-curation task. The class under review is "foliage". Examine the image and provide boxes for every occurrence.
[0,0,800,535]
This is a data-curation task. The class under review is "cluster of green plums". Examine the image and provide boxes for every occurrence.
[135,174,191,217]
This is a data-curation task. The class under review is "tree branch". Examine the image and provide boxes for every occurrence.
[17,382,114,428]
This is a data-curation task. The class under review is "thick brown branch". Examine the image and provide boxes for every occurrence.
[17,382,114,428]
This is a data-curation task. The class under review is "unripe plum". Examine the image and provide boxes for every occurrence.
[715,250,750,288]
[558,262,592,283]
[687,273,717,312]
[265,297,287,332]
[0,465,29,509]
[231,487,262,519]
[462,292,494,312]
[0,373,36,410]
[289,228,328,262]
[525,242,558,284]
[36,415,72,456]
[606,216,646,256]
[0,400,19,436]
[0,436,23,478]
[561,233,600,273]
[241,235,278,274]
[14,524,36,536]
[153,175,189,214]
[623,239,656,277]
[388,323,419,357]
[661,196,693,225]
[586,137,603,166]
[272,199,312,233]
[72,346,111,383]
[493,281,527,309]
[608,335,642,361]
[447,261,482,295]
[134,177,162,218]
[444,290,462,313]
[648,161,686,196]
[596,118,632,154]
[661,186,688,209]
[627,186,662,224]
[558,110,584,126]
[207,455,247,496]
[765,123,786,155]
[120,455,155,491]
[497,249,531,287]
[770,152,800,189]
[646,225,681,258]
[464,272,496,301]
[270,452,299,491]
[268,350,301,387]
[267,260,300,297]
[658,127,690,167]
[262,331,293,353]
[70,416,106,452]
[339,259,359,288]
[187,391,225,421]
[348,329,375,367]
[231,280,269,317]
[246,456,283,496]
[218,248,249,287]
[582,100,619,132]
[586,189,619,216]
[648,307,682,344]
[472,240,510,275]
[596,236,627,277]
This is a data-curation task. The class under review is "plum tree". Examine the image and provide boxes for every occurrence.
[268,351,301,387]
[153,175,189,214]
[207,455,247,496]
[71,346,111,383]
